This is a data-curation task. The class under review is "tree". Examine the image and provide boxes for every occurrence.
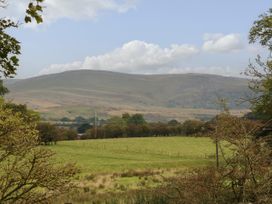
[0,103,78,203]
[122,113,131,122]
[168,119,180,126]
[57,128,78,141]
[213,115,271,203]
[246,8,272,119]
[181,119,204,136]
[0,0,44,91]
[127,114,146,125]
[37,122,58,145]
[249,9,272,50]
[2,102,40,123]
[0,2,79,202]
[162,115,272,204]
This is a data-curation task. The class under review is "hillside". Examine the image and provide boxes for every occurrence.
[5,70,250,121]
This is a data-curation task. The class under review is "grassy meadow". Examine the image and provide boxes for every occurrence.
[49,136,217,174]
[50,136,222,203]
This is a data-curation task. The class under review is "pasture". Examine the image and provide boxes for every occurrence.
[51,137,221,203]
[49,136,217,174]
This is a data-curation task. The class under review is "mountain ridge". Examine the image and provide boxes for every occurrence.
[5,70,251,121]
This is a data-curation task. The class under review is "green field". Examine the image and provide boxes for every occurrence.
[50,137,221,203]
[49,137,217,174]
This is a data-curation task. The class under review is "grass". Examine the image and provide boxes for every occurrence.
[50,136,222,203]
[49,136,217,174]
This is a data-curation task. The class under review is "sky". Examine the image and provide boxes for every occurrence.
[2,0,272,78]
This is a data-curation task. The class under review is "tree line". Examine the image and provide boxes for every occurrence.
[81,114,208,139]
[37,111,269,143]
[37,112,212,143]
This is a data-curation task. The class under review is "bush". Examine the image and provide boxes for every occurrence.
[158,115,272,204]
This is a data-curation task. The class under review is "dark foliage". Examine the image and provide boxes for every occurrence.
[82,113,206,139]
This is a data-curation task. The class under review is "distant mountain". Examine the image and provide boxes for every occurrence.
[5,70,251,121]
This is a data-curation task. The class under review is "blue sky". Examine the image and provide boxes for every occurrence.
[4,0,272,78]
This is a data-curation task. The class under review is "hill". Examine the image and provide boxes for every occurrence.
[5,70,250,121]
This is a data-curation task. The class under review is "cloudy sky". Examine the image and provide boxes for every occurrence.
[3,0,271,78]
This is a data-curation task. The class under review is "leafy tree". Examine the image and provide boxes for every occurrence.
[127,114,146,125]
[246,8,272,119]
[107,116,127,127]
[126,124,150,137]
[0,103,78,203]
[105,124,125,138]
[57,128,78,141]
[2,102,40,123]
[83,127,105,139]
[37,122,58,145]
[38,122,78,143]
[168,119,180,126]
[249,8,272,50]
[0,3,79,202]
[122,113,131,122]
[162,115,272,203]
[149,122,170,136]
[214,115,271,203]
[0,0,44,92]
[181,120,205,136]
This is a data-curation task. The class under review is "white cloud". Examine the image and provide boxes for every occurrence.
[202,33,244,53]
[167,66,237,76]
[40,34,248,76]
[40,40,199,75]
[1,0,137,24]
[44,0,137,22]
[41,61,82,75]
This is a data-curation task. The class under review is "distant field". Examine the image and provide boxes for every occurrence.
[49,137,217,174]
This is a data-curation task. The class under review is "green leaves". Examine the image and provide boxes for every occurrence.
[249,8,272,50]
[247,8,272,119]
[0,103,78,203]
[24,16,32,23]
[0,0,44,85]
[0,24,20,78]
[25,0,44,24]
